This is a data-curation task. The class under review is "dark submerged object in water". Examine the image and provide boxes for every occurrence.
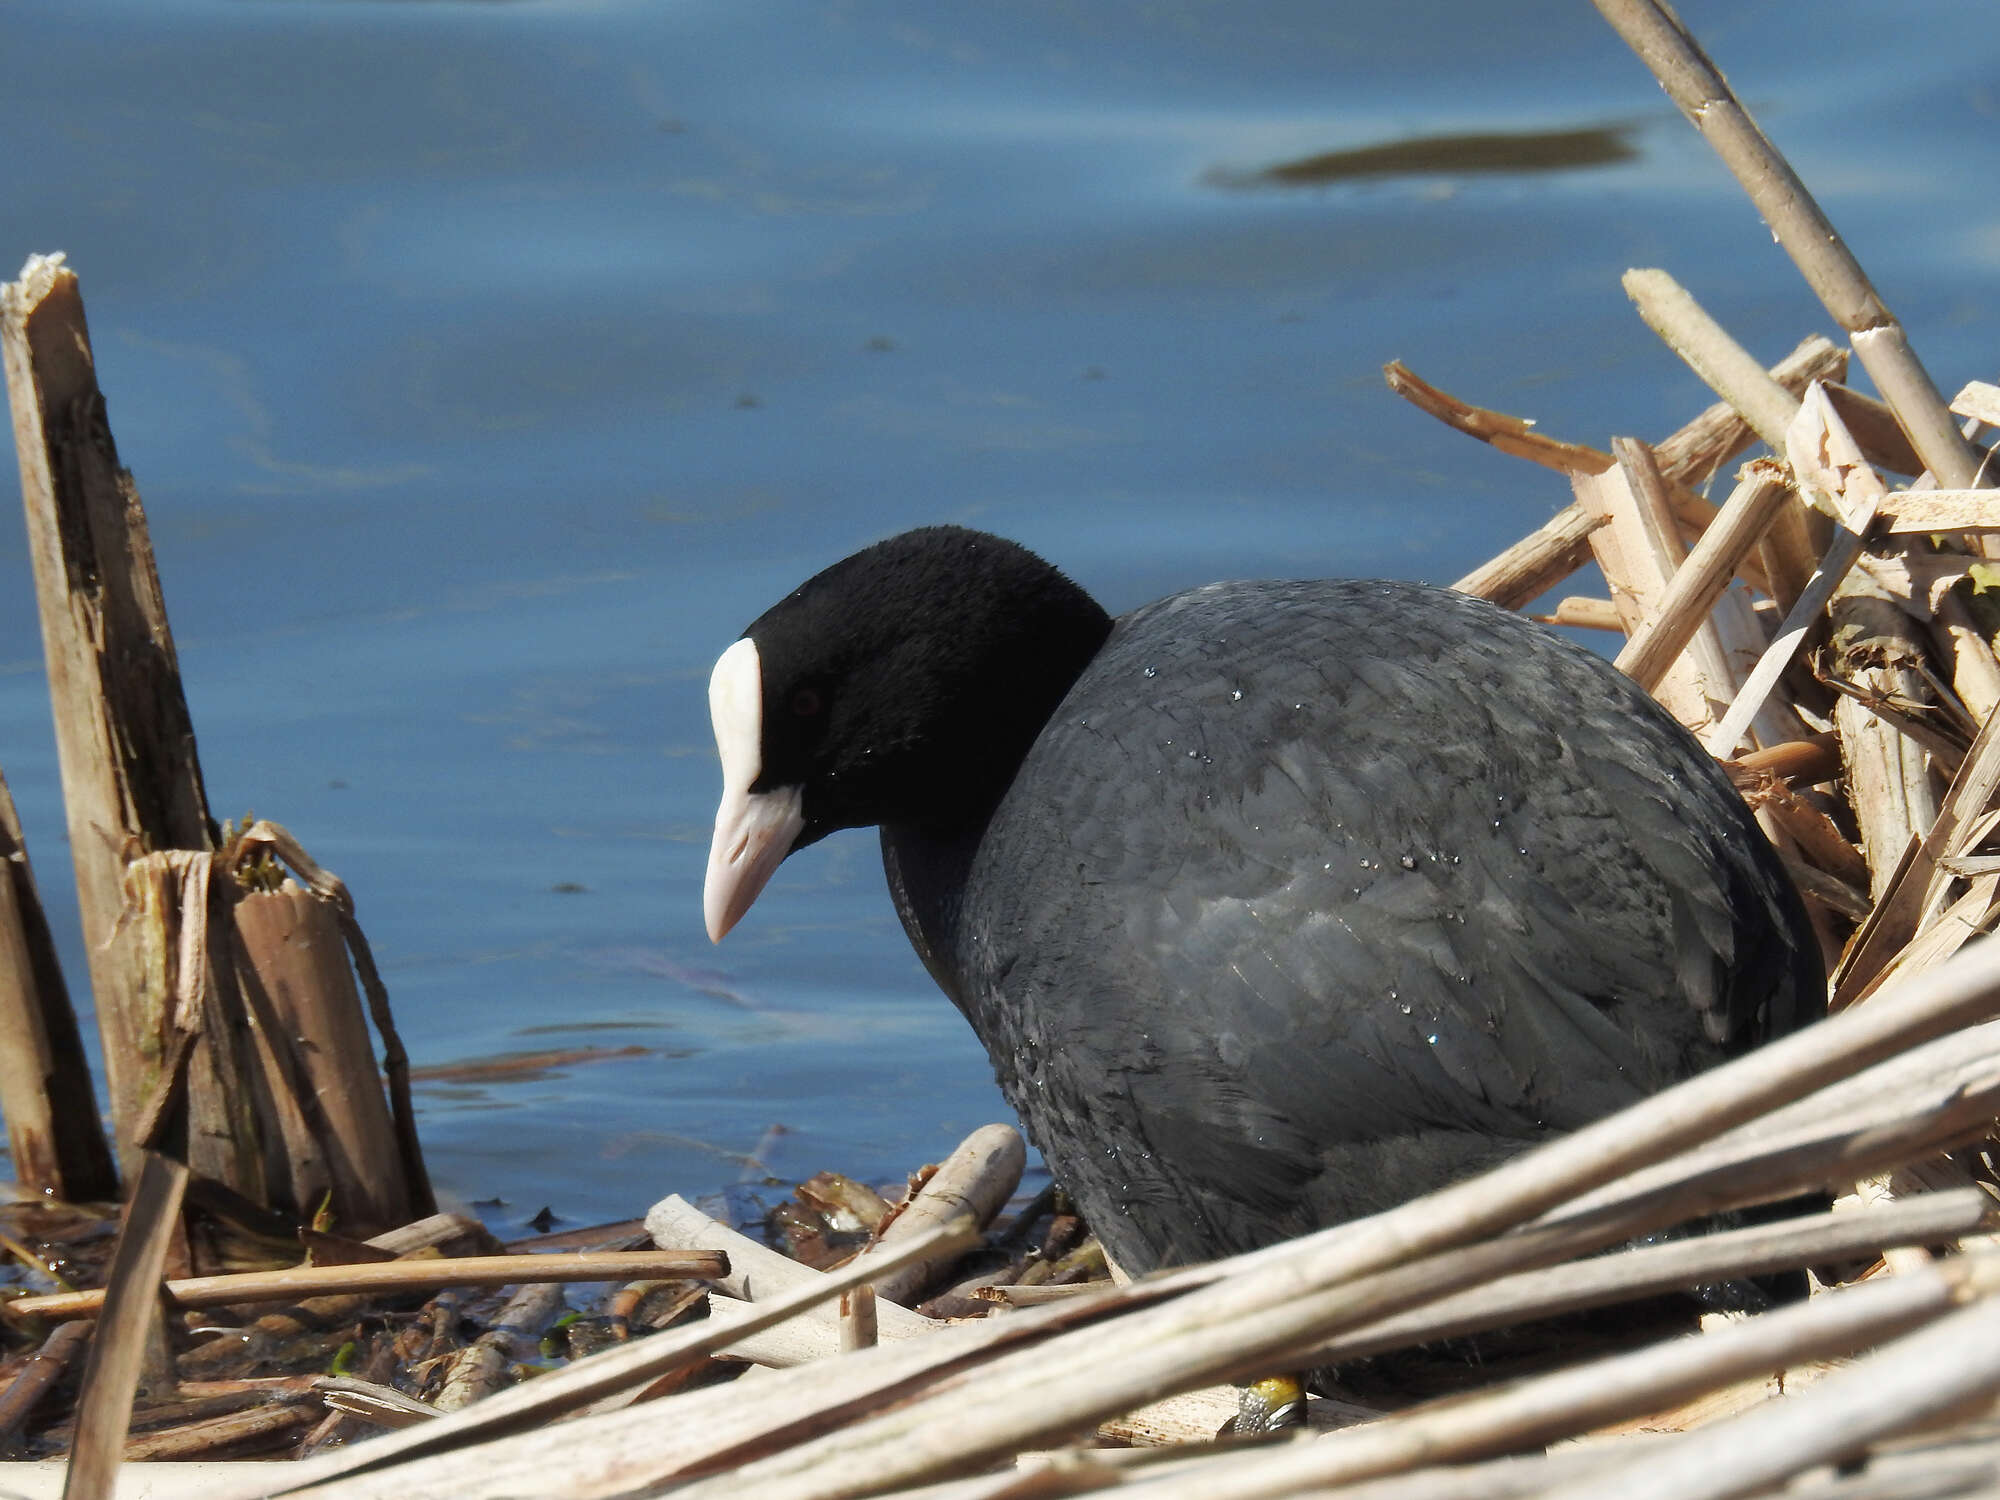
[704,526,1823,1275]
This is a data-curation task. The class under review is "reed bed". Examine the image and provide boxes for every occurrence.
[5,0,2000,1495]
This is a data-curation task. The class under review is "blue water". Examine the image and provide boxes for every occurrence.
[1,0,1996,1230]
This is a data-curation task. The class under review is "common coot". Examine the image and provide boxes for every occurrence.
[704,526,1823,1276]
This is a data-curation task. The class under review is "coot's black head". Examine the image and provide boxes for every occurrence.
[704,526,1112,940]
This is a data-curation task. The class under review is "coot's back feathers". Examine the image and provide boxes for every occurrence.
[711,528,1823,1275]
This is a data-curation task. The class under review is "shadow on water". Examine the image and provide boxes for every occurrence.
[1205,123,1639,189]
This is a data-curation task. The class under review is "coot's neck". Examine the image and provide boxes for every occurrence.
[880,819,986,1004]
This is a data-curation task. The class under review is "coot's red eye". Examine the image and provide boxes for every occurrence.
[791,687,823,717]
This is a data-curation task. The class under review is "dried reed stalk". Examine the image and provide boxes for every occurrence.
[1651,332,1846,489]
[1878,490,2000,533]
[1623,269,1799,451]
[7,1250,727,1323]
[1451,500,1606,610]
[1536,597,1622,631]
[1591,0,1979,489]
[121,1403,320,1462]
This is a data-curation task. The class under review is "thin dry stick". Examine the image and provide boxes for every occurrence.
[7,1251,727,1323]
[1613,457,1791,694]
[1591,0,1979,488]
[1537,1287,2000,1500]
[1451,501,1607,609]
[0,1320,91,1445]
[122,1403,321,1463]
[1382,362,1613,475]
[862,1125,1023,1305]
[1624,269,1798,449]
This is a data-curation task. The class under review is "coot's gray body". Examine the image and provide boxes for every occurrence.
[706,530,1822,1275]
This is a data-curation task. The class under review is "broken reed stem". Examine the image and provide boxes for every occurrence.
[1624,269,1798,450]
[647,1195,939,1341]
[231,879,416,1234]
[859,1124,1023,1305]
[2,254,217,1175]
[236,819,434,1220]
[63,1153,189,1500]
[0,768,116,1202]
[7,1251,728,1323]
[434,1283,567,1414]
[1382,362,1612,476]
[1615,461,1792,692]
[839,1286,879,1354]
[1591,0,1979,488]
[1829,593,1941,900]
